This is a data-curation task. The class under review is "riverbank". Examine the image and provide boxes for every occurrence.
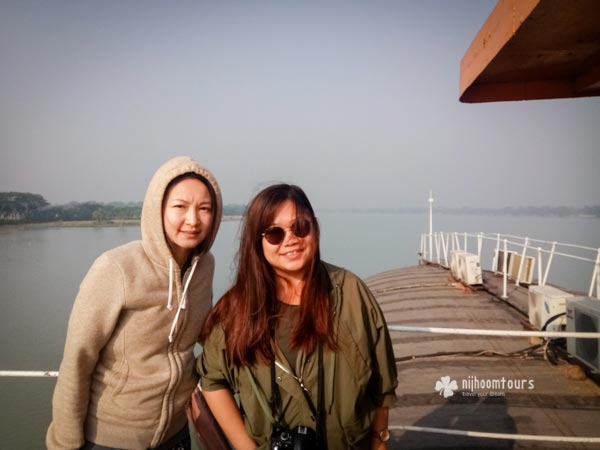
[0,215,242,230]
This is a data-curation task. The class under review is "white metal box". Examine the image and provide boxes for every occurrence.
[528,285,573,331]
[450,250,466,279]
[494,249,514,273]
[509,253,535,284]
[457,252,482,285]
[566,297,600,372]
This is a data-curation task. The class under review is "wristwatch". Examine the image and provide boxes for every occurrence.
[372,428,390,442]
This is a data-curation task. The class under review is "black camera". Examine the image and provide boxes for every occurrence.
[271,425,317,450]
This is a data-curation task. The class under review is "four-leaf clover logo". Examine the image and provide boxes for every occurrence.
[435,376,458,398]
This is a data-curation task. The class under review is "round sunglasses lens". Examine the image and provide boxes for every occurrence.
[293,219,311,237]
[264,227,285,245]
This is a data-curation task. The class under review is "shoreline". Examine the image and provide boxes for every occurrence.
[0,215,242,230]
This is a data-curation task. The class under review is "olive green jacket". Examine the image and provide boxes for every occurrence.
[198,263,398,449]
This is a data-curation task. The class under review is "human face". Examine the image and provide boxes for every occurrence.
[163,177,213,267]
[261,200,315,281]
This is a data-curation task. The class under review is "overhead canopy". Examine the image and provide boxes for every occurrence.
[460,0,600,103]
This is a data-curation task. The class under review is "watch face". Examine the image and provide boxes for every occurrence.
[379,429,390,442]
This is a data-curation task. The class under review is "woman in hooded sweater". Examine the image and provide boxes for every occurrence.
[46,156,222,450]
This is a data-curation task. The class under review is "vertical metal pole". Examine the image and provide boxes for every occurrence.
[477,232,483,260]
[441,232,448,268]
[537,247,543,286]
[464,232,468,253]
[542,241,556,286]
[428,190,433,263]
[597,258,600,299]
[589,248,600,298]
[516,237,529,286]
[493,233,500,274]
[502,239,508,299]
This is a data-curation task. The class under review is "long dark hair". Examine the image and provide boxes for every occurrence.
[200,184,336,366]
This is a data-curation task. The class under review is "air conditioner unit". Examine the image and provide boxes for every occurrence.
[509,253,535,284]
[494,249,515,274]
[528,285,573,331]
[567,297,600,372]
[457,252,482,285]
[450,250,466,279]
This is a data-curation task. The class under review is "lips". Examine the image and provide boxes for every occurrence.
[281,248,303,257]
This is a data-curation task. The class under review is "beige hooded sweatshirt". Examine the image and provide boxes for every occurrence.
[47,156,222,450]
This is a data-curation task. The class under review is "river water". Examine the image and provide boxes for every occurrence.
[1,211,599,448]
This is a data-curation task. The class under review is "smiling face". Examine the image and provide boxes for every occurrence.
[162,176,213,267]
[261,200,315,281]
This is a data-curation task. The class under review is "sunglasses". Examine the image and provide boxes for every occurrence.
[261,218,312,245]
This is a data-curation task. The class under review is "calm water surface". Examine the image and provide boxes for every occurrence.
[1,212,599,448]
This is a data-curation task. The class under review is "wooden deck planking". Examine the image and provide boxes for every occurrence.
[366,264,600,450]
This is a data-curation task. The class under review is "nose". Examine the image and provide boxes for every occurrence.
[185,208,199,225]
[283,229,300,244]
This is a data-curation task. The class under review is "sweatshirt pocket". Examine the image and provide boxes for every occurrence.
[107,360,129,397]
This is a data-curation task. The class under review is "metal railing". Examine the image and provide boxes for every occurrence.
[399,232,600,443]
[419,231,600,299]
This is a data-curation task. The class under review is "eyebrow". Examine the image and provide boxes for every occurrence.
[169,198,211,205]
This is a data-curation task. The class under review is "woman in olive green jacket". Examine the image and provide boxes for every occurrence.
[198,184,397,450]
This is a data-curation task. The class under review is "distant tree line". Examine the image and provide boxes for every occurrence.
[1,192,598,225]
[327,205,600,218]
[0,192,246,225]
[436,205,600,217]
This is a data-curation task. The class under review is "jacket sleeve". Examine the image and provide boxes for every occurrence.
[357,277,398,408]
[197,326,233,393]
[46,254,125,450]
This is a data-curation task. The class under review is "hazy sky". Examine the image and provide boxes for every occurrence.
[1,1,599,209]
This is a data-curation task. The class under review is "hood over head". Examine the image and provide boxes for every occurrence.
[141,156,222,269]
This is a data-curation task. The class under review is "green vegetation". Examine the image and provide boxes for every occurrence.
[0,192,245,226]
[1,192,598,226]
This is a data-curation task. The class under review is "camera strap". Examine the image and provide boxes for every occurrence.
[270,344,325,447]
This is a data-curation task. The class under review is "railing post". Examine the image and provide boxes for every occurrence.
[515,238,529,286]
[429,233,433,262]
[543,241,557,286]
[464,232,468,253]
[589,248,600,298]
[428,191,433,263]
[477,232,483,260]
[537,247,543,286]
[441,232,449,268]
[597,257,600,299]
[435,233,441,264]
[502,239,508,299]
[493,233,500,274]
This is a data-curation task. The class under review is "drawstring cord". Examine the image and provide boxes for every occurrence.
[167,257,199,343]
[167,259,174,311]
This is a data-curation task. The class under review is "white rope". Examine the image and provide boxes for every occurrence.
[390,425,600,443]
[0,370,58,377]
[388,325,600,339]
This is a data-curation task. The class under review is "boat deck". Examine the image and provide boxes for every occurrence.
[366,264,600,450]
